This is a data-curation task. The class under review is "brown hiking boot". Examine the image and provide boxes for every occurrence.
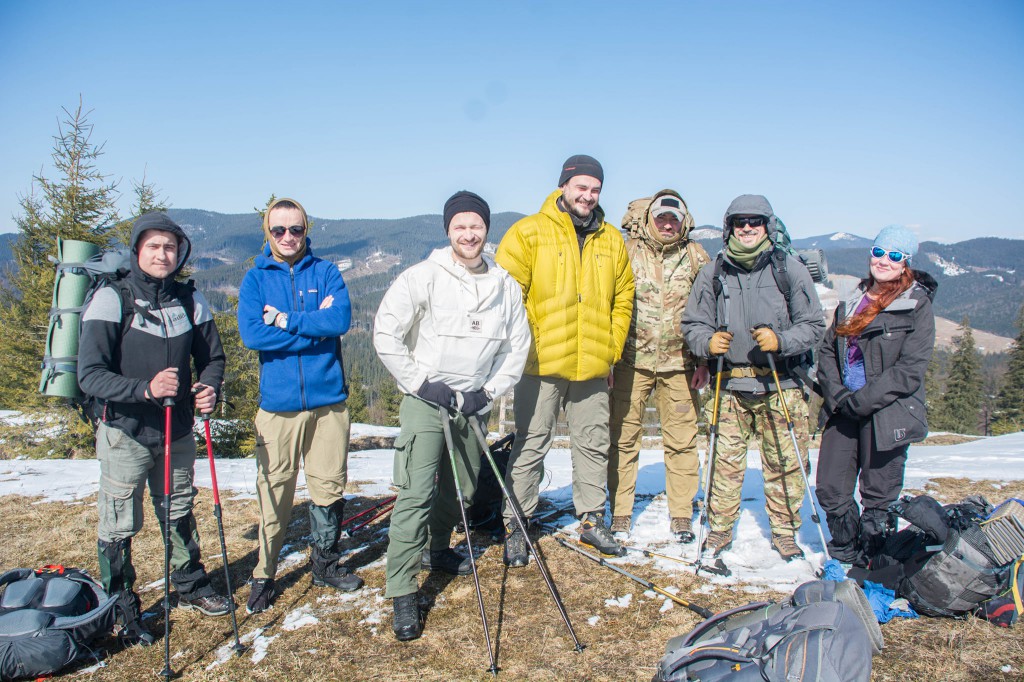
[771,534,805,562]
[700,529,733,557]
[609,516,631,534]
[670,517,695,543]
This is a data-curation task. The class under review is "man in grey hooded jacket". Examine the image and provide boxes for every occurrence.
[682,194,825,565]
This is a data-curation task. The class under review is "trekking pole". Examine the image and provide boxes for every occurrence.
[623,545,697,566]
[341,496,398,529]
[202,415,244,656]
[468,418,585,652]
[348,501,395,534]
[693,351,725,576]
[763,350,831,562]
[554,535,713,619]
[160,398,174,681]
[438,407,497,676]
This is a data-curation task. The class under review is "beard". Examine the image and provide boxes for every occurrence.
[452,240,484,262]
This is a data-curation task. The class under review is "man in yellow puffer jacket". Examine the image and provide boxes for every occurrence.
[496,154,635,563]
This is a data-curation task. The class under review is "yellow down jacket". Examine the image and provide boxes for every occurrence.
[496,190,634,381]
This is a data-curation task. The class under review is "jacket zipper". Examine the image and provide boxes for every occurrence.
[290,265,307,411]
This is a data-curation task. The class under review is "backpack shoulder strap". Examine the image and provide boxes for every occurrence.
[177,279,197,324]
[771,247,792,304]
[685,240,710,279]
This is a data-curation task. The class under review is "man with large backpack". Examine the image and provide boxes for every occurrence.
[682,195,825,568]
[78,212,231,644]
[237,197,362,616]
[609,190,711,542]
[496,155,635,563]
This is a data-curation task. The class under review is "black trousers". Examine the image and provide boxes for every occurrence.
[815,413,908,563]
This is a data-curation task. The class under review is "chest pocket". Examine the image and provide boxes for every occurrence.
[431,305,506,380]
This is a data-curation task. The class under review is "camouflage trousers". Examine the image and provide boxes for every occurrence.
[706,388,810,537]
[608,366,701,519]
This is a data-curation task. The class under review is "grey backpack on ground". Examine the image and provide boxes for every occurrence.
[653,579,882,682]
[0,567,118,681]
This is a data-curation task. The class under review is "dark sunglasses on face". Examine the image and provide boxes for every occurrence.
[870,246,909,263]
[732,216,767,229]
[270,225,306,239]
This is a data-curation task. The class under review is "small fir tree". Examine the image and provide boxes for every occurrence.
[936,316,984,435]
[992,305,1024,434]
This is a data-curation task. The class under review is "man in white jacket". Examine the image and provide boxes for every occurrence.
[373,190,531,641]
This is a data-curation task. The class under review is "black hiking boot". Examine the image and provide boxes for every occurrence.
[503,522,529,567]
[421,548,473,576]
[696,529,733,577]
[311,545,364,592]
[178,591,232,617]
[579,512,625,557]
[113,589,155,647]
[392,593,423,641]
[246,578,277,614]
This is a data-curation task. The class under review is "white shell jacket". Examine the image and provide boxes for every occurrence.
[373,247,531,398]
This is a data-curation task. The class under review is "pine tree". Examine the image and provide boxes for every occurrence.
[992,305,1024,434]
[936,316,984,435]
[0,99,119,408]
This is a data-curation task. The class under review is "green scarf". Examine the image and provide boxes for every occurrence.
[726,234,771,270]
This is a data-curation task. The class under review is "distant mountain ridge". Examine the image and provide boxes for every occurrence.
[2,213,1022,337]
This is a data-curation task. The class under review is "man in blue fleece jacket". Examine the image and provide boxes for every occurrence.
[238,197,362,614]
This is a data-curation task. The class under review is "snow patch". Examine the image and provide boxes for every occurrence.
[587,615,600,626]
[282,605,319,631]
[604,593,633,608]
[829,232,858,241]
[927,253,968,276]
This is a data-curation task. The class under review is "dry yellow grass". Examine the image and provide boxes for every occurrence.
[1,477,1023,681]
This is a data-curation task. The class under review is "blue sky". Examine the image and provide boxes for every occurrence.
[1,1,1021,241]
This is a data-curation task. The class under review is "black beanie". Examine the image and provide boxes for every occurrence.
[443,190,490,233]
[557,154,604,187]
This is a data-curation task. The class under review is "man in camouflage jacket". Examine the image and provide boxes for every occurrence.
[609,191,710,542]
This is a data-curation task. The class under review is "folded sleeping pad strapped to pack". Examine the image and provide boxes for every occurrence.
[0,567,117,681]
[653,579,882,682]
[39,238,100,399]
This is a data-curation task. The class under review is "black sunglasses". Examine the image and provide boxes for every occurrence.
[270,225,306,239]
[732,216,767,228]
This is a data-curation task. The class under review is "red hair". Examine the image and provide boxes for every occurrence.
[837,268,915,337]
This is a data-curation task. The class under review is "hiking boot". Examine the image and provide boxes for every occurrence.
[392,593,423,641]
[311,546,364,592]
[771,534,805,562]
[670,517,695,544]
[113,589,154,647]
[246,578,277,615]
[579,512,625,557]
[421,548,472,576]
[700,529,733,557]
[178,591,232,617]
[609,515,631,535]
[503,523,529,567]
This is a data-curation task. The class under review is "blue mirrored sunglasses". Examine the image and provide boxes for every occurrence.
[870,246,909,263]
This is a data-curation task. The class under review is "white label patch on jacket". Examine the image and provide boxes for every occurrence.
[468,317,483,333]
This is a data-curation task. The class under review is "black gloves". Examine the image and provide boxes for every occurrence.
[416,380,456,409]
[458,389,490,416]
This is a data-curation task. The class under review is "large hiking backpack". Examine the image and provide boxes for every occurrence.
[854,495,1012,619]
[653,579,882,682]
[39,237,195,420]
[0,566,118,681]
[467,433,515,534]
[620,190,709,279]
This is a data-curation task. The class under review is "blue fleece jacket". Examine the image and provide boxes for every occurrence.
[238,242,351,412]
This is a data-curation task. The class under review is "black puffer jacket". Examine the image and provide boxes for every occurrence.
[78,213,225,449]
[817,271,937,450]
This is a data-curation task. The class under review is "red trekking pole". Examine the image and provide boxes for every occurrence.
[160,398,174,680]
[203,414,244,655]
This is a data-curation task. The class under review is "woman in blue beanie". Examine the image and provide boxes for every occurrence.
[814,225,937,565]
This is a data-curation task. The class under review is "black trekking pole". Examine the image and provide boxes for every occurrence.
[761,343,831,565]
[202,415,244,656]
[554,535,713,619]
[468,418,585,652]
[438,407,498,676]
[693,350,725,577]
[160,398,174,680]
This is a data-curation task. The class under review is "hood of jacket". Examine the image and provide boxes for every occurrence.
[262,196,310,264]
[129,212,191,282]
[426,247,505,308]
[722,194,780,244]
[639,189,694,252]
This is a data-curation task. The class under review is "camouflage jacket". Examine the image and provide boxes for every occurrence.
[620,234,709,372]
